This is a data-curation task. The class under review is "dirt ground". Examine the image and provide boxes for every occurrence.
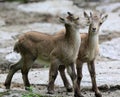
[0,0,120,97]
[1,83,120,97]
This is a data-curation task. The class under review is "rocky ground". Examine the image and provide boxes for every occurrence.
[0,0,120,97]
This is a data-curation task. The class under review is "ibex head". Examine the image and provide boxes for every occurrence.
[59,12,80,28]
[84,11,108,33]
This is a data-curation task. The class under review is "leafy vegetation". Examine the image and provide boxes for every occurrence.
[22,87,42,97]
[22,92,42,97]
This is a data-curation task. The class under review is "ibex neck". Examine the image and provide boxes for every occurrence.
[87,26,99,61]
[88,32,99,49]
[65,24,79,42]
[88,27,99,49]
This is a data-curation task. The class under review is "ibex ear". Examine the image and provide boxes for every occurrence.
[90,12,92,17]
[101,14,108,23]
[84,11,90,26]
[84,11,89,19]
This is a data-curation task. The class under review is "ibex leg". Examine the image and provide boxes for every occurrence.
[75,61,84,97]
[21,55,35,90]
[59,65,72,92]
[87,61,102,97]
[67,63,83,97]
[48,59,60,94]
[4,58,22,89]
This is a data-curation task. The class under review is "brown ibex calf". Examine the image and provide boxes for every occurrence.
[51,11,108,97]
[75,12,108,97]
[5,12,81,94]
[54,11,108,97]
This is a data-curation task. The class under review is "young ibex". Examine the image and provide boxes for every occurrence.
[75,11,108,97]
[53,12,108,97]
[54,11,108,97]
[4,12,81,94]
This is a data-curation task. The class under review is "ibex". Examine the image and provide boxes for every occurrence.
[74,12,108,97]
[4,12,81,94]
[54,11,108,97]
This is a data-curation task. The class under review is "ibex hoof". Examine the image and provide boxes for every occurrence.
[67,87,73,92]
[95,93,102,97]
[74,93,84,97]
[5,86,10,89]
[47,90,54,94]
[4,83,10,89]
[25,87,31,91]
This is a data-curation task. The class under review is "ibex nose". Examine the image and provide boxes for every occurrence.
[92,28,96,31]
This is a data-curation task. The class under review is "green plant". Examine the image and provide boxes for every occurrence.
[22,87,42,97]
[22,92,41,97]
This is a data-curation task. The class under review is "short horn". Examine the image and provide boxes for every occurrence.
[67,12,73,16]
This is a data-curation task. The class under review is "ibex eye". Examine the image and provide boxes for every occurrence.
[99,22,102,25]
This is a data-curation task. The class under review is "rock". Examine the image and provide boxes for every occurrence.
[98,84,110,91]
[0,19,5,26]
[96,2,120,12]
[100,38,120,60]
[0,88,6,92]
[5,52,21,63]
[17,0,82,16]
